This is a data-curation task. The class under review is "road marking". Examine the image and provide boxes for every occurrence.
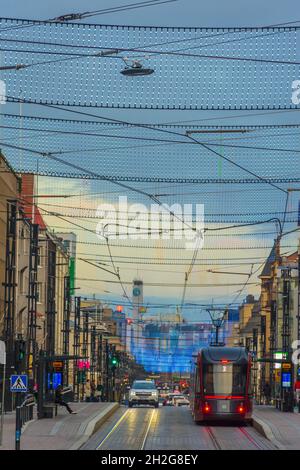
[140,409,156,450]
[96,409,130,449]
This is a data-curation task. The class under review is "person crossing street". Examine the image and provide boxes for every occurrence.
[54,385,77,414]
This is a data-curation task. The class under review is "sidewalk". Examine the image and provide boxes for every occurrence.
[253,405,300,450]
[0,402,119,450]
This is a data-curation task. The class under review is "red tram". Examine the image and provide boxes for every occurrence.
[190,346,252,423]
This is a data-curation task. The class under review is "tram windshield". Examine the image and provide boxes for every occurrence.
[203,363,247,396]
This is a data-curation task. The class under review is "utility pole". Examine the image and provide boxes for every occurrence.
[269,300,277,401]
[62,276,71,385]
[260,315,266,404]
[73,297,81,400]
[27,223,39,386]
[81,311,89,401]
[3,200,17,411]
[297,243,300,379]
[252,328,258,403]
[104,339,110,402]
[281,266,294,411]
[90,326,96,386]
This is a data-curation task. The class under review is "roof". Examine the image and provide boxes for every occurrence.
[0,151,21,181]
[200,346,248,363]
[20,174,47,230]
[260,241,277,278]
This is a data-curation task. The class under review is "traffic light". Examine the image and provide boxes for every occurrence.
[77,370,86,384]
[14,339,26,371]
[110,355,119,372]
[112,356,118,366]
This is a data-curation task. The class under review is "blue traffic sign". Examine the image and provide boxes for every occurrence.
[10,375,28,393]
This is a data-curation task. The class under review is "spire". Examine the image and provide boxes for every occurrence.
[260,240,277,278]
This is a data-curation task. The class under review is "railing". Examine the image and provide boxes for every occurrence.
[15,394,35,450]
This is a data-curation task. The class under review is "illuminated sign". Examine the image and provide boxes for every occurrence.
[282,372,292,388]
[52,361,63,370]
[77,360,90,370]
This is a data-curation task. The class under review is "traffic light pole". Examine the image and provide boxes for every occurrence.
[281,267,294,412]
[73,297,81,401]
[105,340,110,401]
[14,336,26,450]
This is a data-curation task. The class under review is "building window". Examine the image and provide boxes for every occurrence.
[19,268,27,295]
[36,283,43,303]
[37,246,43,267]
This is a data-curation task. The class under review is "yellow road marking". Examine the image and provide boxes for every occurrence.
[141,409,156,450]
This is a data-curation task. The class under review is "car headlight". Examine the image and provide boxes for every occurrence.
[151,391,158,396]
[129,391,136,396]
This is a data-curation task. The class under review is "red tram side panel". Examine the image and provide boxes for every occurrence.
[190,346,252,423]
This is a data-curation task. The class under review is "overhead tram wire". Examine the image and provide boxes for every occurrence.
[0,138,200,236]
[11,191,293,245]
[2,102,290,304]
[74,276,259,287]
[0,1,179,33]
[3,39,300,70]
[1,13,299,37]
[35,200,298,217]
[3,122,300,156]
[2,97,289,195]
[2,111,300,131]
[184,135,287,194]
[1,17,300,68]
[159,108,300,125]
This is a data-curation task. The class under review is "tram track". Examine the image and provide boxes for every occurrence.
[205,426,222,450]
[205,423,270,450]
[238,426,267,450]
[96,408,157,450]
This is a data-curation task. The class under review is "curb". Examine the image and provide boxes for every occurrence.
[69,403,119,450]
[252,415,286,450]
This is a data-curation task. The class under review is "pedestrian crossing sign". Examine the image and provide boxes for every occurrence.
[10,375,28,392]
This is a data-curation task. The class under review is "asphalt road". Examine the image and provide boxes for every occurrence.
[82,405,277,450]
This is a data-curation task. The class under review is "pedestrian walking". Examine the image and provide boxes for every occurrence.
[54,385,77,414]
[263,382,271,405]
[294,379,300,408]
[85,379,91,402]
[95,383,103,402]
[90,380,96,401]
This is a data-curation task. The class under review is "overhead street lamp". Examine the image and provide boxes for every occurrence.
[206,307,228,346]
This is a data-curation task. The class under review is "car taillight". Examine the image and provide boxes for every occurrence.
[238,403,245,414]
[203,402,211,413]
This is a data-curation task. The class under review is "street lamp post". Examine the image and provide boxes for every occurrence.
[206,307,228,346]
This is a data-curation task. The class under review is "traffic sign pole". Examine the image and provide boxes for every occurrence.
[15,406,21,451]
[10,374,28,450]
[0,340,6,446]
[0,361,6,446]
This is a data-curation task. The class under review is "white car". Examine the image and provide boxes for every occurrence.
[172,395,190,407]
[128,380,159,408]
